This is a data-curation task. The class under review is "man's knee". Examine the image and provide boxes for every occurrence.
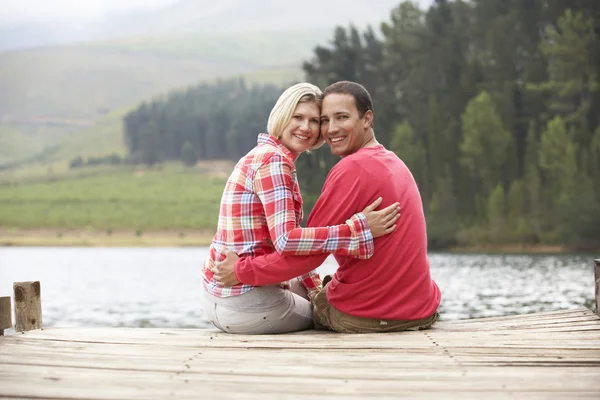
[311,287,331,330]
[311,288,356,333]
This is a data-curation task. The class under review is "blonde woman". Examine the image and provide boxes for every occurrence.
[201,83,399,334]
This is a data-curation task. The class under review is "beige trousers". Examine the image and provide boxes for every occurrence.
[202,279,313,334]
[312,283,439,333]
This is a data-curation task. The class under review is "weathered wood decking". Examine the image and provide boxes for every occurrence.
[1,308,599,399]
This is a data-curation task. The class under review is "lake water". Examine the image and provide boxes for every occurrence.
[0,247,596,332]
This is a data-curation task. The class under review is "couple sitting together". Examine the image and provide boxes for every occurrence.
[201,80,441,334]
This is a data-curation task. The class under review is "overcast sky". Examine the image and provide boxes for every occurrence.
[1,0,434,25]
[0,0,178,24]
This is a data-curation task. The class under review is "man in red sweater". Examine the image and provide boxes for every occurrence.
[213,81,441,333]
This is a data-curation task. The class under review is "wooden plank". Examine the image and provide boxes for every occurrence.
[435,308,599,329]
[1,363,599,397]
[2,351,597,371]
[12,281,42,332]
[18,325,600,340]
[1,361,599,384]
[437,308,595,323]
[5,329,439,349]
[2,340,598,364]
[0,296,11,335]
[434,323,600,333]
[440,312,600,327]
[2,347,598,375]
[6,328,600,350]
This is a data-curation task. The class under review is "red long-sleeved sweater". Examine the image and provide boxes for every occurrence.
[234,145,441,320]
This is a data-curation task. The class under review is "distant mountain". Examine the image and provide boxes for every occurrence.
[0,28,320,168]
[0,0,429,167]
[0,0,410,52]
[0,29,328,122]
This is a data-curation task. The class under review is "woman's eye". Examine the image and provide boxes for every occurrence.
[320,119,329,125]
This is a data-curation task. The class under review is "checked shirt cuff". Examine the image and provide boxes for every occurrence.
[346,212,374,259]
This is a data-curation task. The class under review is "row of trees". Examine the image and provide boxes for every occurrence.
[123,80,281,165]
[123,0,600,249]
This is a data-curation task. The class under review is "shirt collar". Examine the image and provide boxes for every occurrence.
[257,133,298,161]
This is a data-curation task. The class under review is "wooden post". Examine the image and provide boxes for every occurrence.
[13,281,42,332]
[595,259,600,317]
[0,296,11,336]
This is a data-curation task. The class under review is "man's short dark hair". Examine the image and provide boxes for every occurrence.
[323,81,373,118]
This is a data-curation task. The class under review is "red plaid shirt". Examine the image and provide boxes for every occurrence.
[202,133,374,298]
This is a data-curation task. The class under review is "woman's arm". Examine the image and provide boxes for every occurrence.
[255,154,373,258]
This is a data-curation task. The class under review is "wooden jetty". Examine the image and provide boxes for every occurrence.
[0,308,599,399]
[1,260,599,399]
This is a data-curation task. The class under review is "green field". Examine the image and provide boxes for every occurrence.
[0,123,77,165]
[0,164,228,231]
[0,111,127,181]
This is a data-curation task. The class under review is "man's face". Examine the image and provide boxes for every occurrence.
[320,93,371,157]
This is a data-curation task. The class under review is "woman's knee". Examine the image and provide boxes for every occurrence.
[265,291,313,333]
[287,278,309,301]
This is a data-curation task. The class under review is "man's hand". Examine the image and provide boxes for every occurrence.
[212,250,241,286]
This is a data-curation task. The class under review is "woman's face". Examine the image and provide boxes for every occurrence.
[278,102,321,157]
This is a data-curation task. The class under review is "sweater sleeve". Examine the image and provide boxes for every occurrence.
[236,159,369,286]
[255,153,373,258]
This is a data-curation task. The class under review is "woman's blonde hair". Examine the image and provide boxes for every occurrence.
[267,82,325,150]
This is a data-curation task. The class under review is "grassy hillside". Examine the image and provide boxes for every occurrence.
[0,123,76,165]
[0,163,230,231]
[0,28,317,173]
[0,111,127,181]
[0,30,319,122]
[0,61,301,181]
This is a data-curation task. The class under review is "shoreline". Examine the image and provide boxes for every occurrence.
[0,228,216,247]
[444,244,572,254]
[1,229,594,253]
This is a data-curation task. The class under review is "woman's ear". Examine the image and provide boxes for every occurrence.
[363,110,373,130]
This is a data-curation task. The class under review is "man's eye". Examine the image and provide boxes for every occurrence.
[311,119,320,124]
[320,119,329,124]
[339,115,348,120]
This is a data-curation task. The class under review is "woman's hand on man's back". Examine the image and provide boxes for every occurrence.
[362,197,400,238]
